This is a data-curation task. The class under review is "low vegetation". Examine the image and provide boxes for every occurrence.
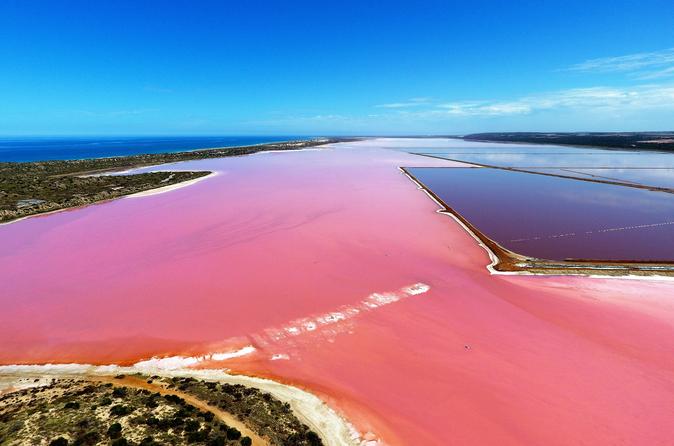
[164,377,322,446]
[0,375,324,446]
[0,138,344,223]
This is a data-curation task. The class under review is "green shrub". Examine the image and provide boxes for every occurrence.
[112,387,127,398]
[164,394,184,404]
[208,436,226,446]
[73,431,99,446]
[226,427,241,440]
[49,438,68,446]
[187,429,209,442]
[139,436,156,446]
[199,410,214,422]
[184,419,200,432]
[145,416,159,426]
[109,405,132,416]
[107,422,122,439]
[305,431,322,446]
[240,436,252,446]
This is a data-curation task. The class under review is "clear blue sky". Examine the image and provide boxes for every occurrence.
[2,0,674,135]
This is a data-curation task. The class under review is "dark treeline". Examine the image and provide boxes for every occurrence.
[463,132,674,152]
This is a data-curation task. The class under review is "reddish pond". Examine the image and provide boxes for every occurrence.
[2,139,674,446]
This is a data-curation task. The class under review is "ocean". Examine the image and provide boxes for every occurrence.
[0,136,304,162]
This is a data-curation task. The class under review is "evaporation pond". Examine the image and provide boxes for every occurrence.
[407,167,674,262]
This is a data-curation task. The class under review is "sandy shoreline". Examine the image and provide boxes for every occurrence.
[0,141,333,228]
[0,172,217,228]
[126,171,218,198]
[0,363,363,446]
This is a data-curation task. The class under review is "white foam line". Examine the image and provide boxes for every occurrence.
[260,283,430,343]
[0,363,362,446]
[399,167,674,282]
[210,345,257,361]
[133,345,257,371]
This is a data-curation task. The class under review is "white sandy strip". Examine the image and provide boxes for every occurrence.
[399,167,674,282]
[250,146,332,155]
[125,171,218,198]
[0,207,72,227]
[83,165,164,176]
[0,363,362,446]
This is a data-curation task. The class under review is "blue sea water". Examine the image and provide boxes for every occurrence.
[0,136,304,162]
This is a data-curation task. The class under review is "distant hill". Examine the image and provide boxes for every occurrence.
[463,132,674,151]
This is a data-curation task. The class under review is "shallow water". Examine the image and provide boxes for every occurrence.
[407,166,674,261]
[2,138,674,446]
[535,168,674,189]
[423,151,674,169]
[401,138,674,189]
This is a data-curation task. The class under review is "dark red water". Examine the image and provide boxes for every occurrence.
[407,167,674,261]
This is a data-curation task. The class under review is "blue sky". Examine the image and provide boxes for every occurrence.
[2,0,674,135]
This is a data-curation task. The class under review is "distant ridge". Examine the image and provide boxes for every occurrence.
[463,132,674,152]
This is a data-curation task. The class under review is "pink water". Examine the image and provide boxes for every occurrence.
[2,139,674,445]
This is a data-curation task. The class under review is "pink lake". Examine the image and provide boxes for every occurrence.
[2,139,674,445]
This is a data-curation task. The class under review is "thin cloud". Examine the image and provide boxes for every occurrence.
[376,97,432,108]
[635,66,674,80]
[565,47,674,79]
[567,47,674,72]
[388,84,674,117]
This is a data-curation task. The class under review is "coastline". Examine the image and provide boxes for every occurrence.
[0,172,216,228]
[0,140,341,227]
[0,363,363,446]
